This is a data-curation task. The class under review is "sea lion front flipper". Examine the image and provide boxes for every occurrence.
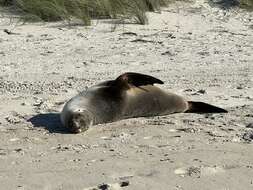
[115,72,164,89]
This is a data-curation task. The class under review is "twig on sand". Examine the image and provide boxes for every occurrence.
[130,38,163,44]
[3,29,20,35]
[121,32,138,36]
[208,29,249,36]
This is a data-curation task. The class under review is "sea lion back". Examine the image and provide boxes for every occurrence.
[123,85,188,118]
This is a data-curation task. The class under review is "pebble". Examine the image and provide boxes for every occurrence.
[174,168,187,176]
[0,149,6,156]
[143,136,152,140]
[178,128,200,133]
[9,138,20,142]
[197,89,206,94]
[168,129,178,133]
[14,148,23,152]
[161,50,174,56]
[100,136,112,140]
[33,100,43,106]
[242,131,253,142]
[83,180,130,190]
[120,181,129,187]
[70,159,81,162]
[236,86,243,89]
[246,123,253,129]
[98,184,109,190]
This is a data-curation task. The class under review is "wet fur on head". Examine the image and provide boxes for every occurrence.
[67,111,93,133]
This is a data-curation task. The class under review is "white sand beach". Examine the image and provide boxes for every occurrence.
[0,1,253,189]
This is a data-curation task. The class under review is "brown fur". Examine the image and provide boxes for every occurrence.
[61,73,227,133]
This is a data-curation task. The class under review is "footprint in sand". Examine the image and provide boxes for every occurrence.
[5,111,25,124]
[174,165,225,177]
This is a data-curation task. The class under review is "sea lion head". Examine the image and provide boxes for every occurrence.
[67,110,94,133]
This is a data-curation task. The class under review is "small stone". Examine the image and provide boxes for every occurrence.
[174,168,187,176]
[0,149,6,156]
[9,138,20,142]
[161,51,174,56]
[77,33,87,38]
[198,51,209,56]
[143,136,152,140]
[14,148,23,152]
[197,89,206,94]
[101,136,111,140]
[33,91,42,95]
[184,89,194,92]
[33,100,43,106]
[242,131,253,142]
[168,129,178,133]
[246,123,253,129]
[160,158,171,162]
[71,159,81,162]
[98,184,109,190]
[120,181,130,187]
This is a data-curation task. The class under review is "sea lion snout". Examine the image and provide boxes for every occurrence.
[67,110,94,133]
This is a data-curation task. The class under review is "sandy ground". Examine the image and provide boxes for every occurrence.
[0,1,253,190]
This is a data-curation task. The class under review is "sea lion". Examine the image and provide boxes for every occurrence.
[61,72,227,133]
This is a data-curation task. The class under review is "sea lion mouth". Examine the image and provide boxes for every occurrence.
[68,110,94,133]
[70,127,82,134]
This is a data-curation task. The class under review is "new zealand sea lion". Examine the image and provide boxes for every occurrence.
[61,72,227,133]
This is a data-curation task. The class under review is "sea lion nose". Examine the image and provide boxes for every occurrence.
[67,111,93,133]
[71,127,82,134]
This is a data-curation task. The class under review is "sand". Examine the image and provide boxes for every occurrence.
[0,1,253,190]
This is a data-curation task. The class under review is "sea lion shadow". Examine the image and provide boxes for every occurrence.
[208,0,239,9]
[28,113,70,134]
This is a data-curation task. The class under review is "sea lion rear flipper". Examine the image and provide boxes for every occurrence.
[116,72,164,88]
[186,101,228,113]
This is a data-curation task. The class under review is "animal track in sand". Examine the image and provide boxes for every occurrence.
[5,111,25,124]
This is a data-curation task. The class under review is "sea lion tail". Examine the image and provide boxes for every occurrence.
[186,101,228,113]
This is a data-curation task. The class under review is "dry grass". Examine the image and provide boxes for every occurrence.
[0,0,170,25]
[240,0,253,10]
[2,0,251,25]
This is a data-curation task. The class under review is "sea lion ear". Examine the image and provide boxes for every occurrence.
[116,72,164,87]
